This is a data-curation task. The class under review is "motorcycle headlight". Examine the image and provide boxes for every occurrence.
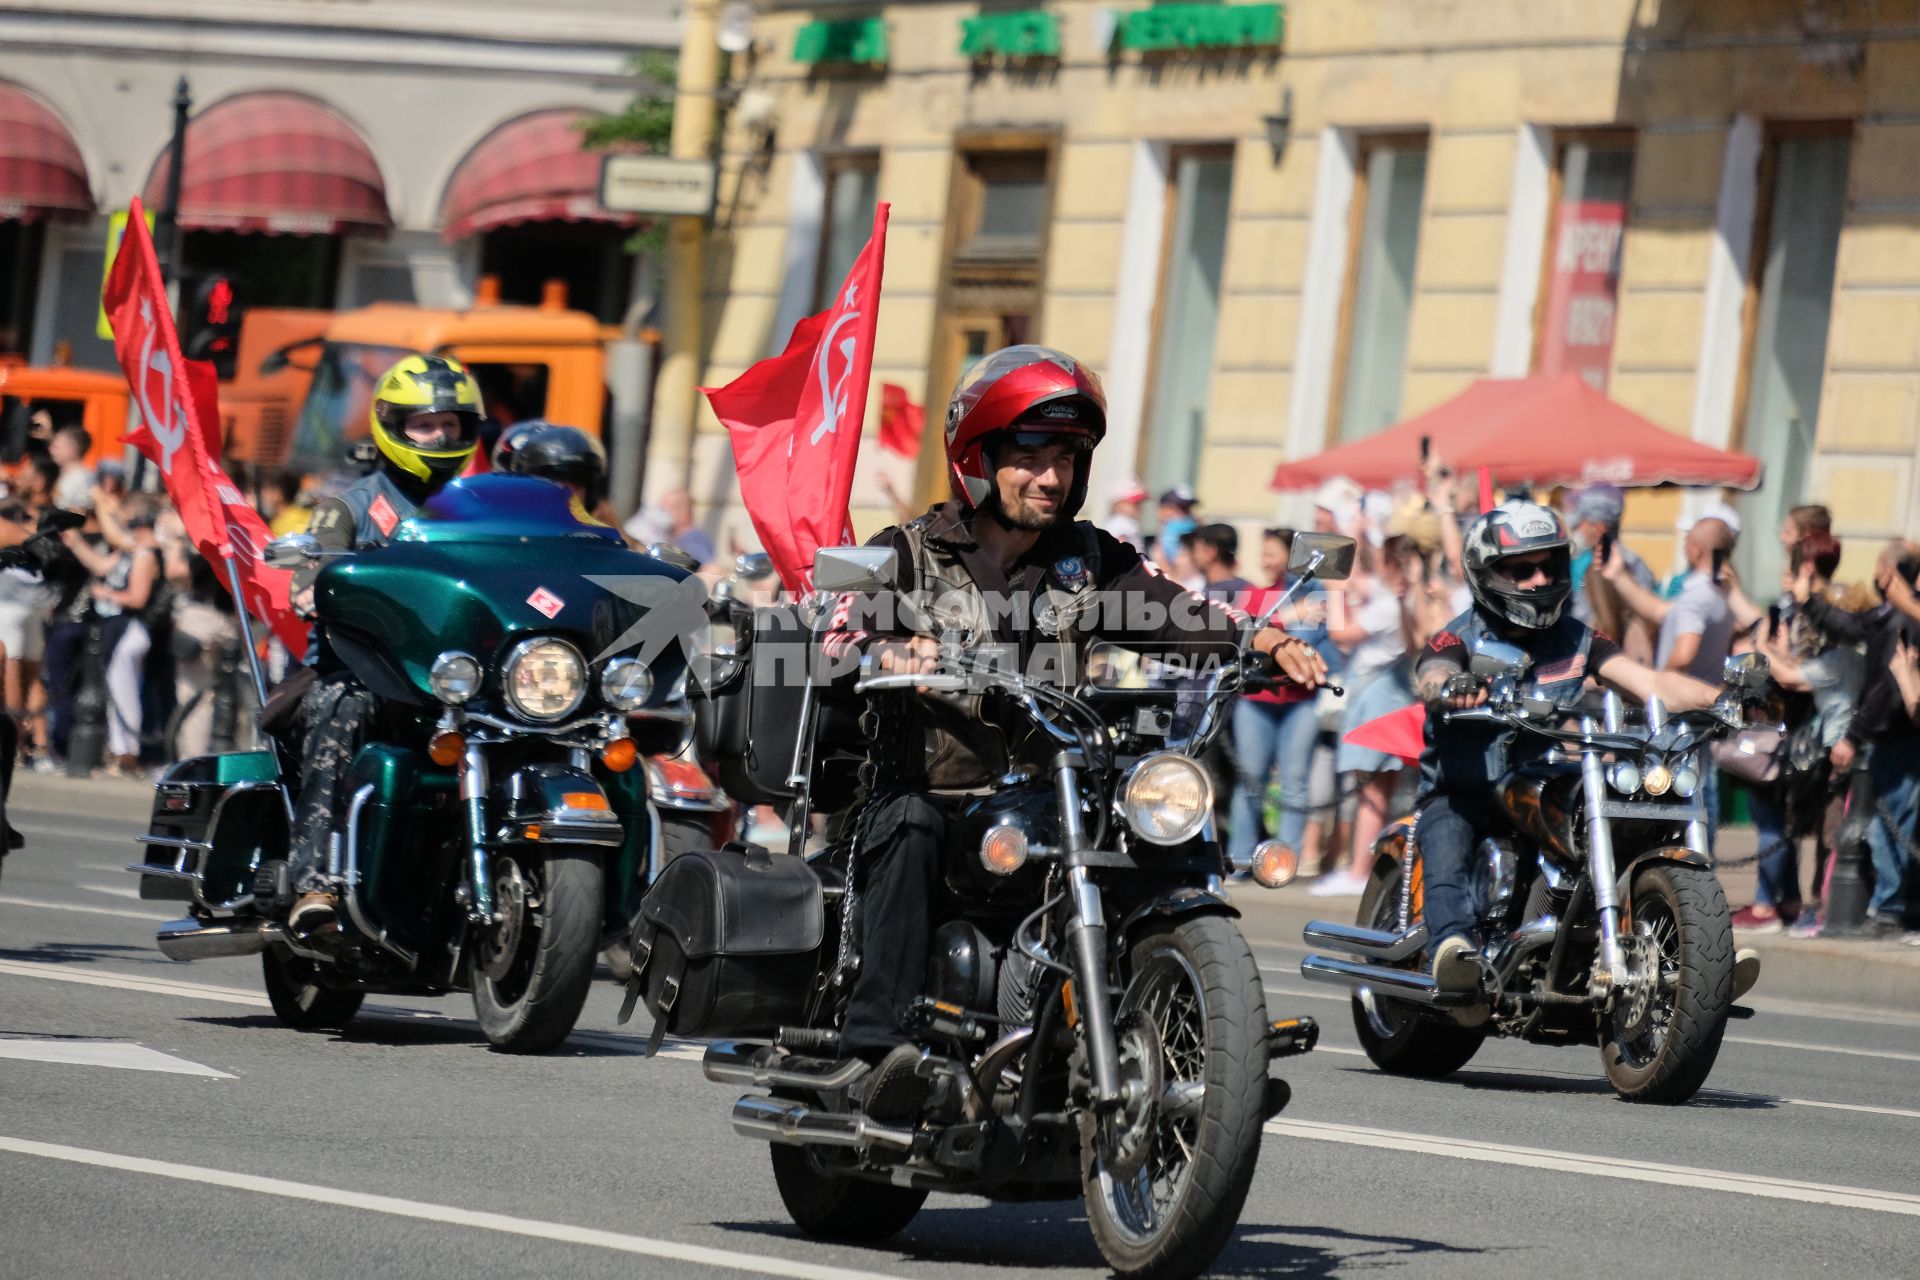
[1642,761,1672,796]
[428,651,481,705]
[1120,753,1212,846]
[1671,764,1700,798]
[599,658,654,712]
[1607,761,1642,795]
[503,637,585,722]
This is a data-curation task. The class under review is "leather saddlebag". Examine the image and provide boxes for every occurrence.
[620,842,824,1054]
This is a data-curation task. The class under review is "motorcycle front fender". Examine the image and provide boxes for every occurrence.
[1116,886,1240,949]
[1613,844,1713,909]
[494,762,624,849]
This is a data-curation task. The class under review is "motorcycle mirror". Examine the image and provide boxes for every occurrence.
[1723,652,1770,690]
[647,542,702,573]
[735,551,775,581]
[263,533,323,568]
[1285,532,1356,582]
[1467,635,1532,680]
[813,545,897,595]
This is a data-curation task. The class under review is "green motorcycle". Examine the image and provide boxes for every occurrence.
[130,475,703,1052]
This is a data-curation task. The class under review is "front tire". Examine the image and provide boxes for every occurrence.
[1601,862,1733,1104]
[1083,914,1267,1280]
[262,949,364,1032]
[471,848,602,1053]
[770,1140,927,1241]
[1349,858,1486,1078]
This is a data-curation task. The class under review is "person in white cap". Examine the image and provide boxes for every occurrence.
[1106,476,1147,551]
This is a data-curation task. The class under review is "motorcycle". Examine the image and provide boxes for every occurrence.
[129,475,697,1052]
[627,534,1354,1280]
[1299,638,1771,1104]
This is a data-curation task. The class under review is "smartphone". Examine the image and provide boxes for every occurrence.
[1597,530,1614,567]
[1419,435,1431,467]
[1711,547,1729,585]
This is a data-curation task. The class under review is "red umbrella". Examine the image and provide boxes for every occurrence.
[1342,703,1428,766]
[1272,374,1762,493]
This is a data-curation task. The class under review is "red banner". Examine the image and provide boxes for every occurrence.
[1537,198,1626,391]
[704,203,890,593]
[104,198,307,657]
[878,382,925,458]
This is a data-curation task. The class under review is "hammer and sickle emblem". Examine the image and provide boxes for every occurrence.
[809,284,861,448]
[131,298,189,474]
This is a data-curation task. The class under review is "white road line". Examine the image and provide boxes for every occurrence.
[80,882,144,900]
[1265,1118,1920,1217]
[1778,1097,1920,1122]
[0,960,268,1007]
[0,1136,912,1280]
[1727,1035,1920,1065]
[0,895,167,922]
[0,1038,232,1078]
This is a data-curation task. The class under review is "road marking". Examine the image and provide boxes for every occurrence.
[0,895,168,922]
[0,1037,231,1078]
[0,1136,913,1280]
[1777,1097,1920,1122]
[80,882,144,900]
[0,960,268,1007]
[1265,1118,1920,1217]
[1727,1035,1920,1065]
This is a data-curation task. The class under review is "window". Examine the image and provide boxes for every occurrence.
[954,149,1051,263]
[481,223,634,323]
[0,222,44,359]
[1335,139,1428,441]
[183,230,340,309]
[814,154,880,309]
[1536,138,1635,389]
[1142,149,1234,495]
[1736,129,1851,589]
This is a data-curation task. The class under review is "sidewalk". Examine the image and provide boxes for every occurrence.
[1236,825,1920,1015]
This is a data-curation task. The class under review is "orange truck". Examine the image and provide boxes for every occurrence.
[0,355,131,470]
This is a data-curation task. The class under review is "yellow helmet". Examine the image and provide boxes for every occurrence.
[368,354,483,484]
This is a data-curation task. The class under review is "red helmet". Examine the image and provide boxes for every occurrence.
[945,345,1106,516]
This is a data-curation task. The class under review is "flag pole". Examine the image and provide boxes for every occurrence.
[221,556,272,720]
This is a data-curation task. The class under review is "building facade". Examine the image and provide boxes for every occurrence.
[693,0,1920,585]
[1,0,677,373]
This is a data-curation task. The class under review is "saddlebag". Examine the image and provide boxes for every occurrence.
[620,842,824,1054]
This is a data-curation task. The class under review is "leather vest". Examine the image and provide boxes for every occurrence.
[1420,608,1594,797]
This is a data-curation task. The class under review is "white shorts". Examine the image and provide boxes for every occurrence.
[0,599,46,662]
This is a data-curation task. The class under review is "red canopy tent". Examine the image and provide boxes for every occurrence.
[1271,374,1762,493]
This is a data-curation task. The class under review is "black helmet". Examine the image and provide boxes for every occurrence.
[507,423,607,505]
[1462,500,1574,631]
[490,419,546,474]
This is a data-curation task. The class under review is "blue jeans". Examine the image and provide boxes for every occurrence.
[1865,738,1920,921]
[1228,698,1319,866]
[1412,790,1491,945]
[1749,787,1798,909]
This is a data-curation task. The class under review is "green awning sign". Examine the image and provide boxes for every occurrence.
[960,9,1061,59]
[1115,3,1283,52]
[793,16,888,65]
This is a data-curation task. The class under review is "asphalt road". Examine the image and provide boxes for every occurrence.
[3,778,1918,1280]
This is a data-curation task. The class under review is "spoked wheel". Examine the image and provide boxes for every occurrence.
[1601,863,1732,1103]
[262,949,364,1032]
[1349,857,1486,1078]
[1083,914,1266,1280]
[470,848,601,1054]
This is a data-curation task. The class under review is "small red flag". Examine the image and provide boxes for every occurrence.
[105,198,307,658]
[878,382,925,458]
[704,204,890,593]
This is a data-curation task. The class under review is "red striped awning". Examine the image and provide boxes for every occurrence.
[143,92,390,236]
[0,83,94,223]
[439,109,638,242]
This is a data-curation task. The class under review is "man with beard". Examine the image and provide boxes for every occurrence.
[820,345,1328,1117]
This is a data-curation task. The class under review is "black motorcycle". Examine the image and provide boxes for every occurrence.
[624,535,1353,1280]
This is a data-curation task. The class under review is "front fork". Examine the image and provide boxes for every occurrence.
[1578,746,1629,996]
[1056,754,1125,1112]
[461,742,492,925]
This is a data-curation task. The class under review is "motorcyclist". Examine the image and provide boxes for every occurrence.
[819,344,1327,1115]
[1412,501,1720,997]
[283,354,482,930]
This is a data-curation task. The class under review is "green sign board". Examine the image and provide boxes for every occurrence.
[793,16,888,65]
[960,9,1061,59]
[1115,3,1283,53]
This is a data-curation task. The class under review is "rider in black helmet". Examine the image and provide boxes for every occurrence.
[503,422,608,508]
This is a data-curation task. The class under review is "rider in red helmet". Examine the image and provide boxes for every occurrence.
[821,345,1329,1115]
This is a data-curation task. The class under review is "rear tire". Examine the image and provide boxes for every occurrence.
[1349,858,1486,1078]
[1601,862,1733,1104]
[471,848,602,1054]
[262,949,364,1032]
[770,1141,927,1241]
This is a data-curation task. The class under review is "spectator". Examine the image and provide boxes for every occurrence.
[1189,524,1251,603]
[264,472,314,537]
[1106,477,1148,552]
[1604,515,1737,680]
[1566,484,1657,661]
[1152,486,1197,574]
[628,488,716,568]
[1803,540,1920,935]
[0,454,60,767]
[62,495,166,775]
[49,425,93,513]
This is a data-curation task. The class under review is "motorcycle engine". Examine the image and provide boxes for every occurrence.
[931,920,998,1012]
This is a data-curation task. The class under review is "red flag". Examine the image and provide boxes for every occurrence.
[878,382,924,458]
[704,204,889,593]
[105,199,307,658]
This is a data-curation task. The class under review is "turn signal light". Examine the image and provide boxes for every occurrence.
[601,738,638,773]
[1642,764,1672,796]
[979,824,1029,875]
[1251,839,1299,889]
[562,791,610,810]
[428,731,465,767]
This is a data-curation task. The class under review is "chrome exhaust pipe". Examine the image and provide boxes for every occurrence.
[731,1094,915,1150]
[1299,953,1442,1003]
[1300,920,1429,963]
[702,1041,870,1092]
[156,917,273,962]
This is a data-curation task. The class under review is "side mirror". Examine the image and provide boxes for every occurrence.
[813,546,896,594]
[1286,532,1356,582]
[1723,652,1770,690]
[263,533,323,569]
[647,542,702,573]
[735,551,775,581]
[1467,636,1532,680]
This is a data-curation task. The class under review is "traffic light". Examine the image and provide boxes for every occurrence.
[182,272,245,379]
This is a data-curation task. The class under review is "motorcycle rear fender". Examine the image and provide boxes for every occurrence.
[495,762,624,849]
[1116,886,1240,950]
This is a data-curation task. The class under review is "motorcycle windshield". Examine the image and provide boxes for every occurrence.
[397,474,623,545]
